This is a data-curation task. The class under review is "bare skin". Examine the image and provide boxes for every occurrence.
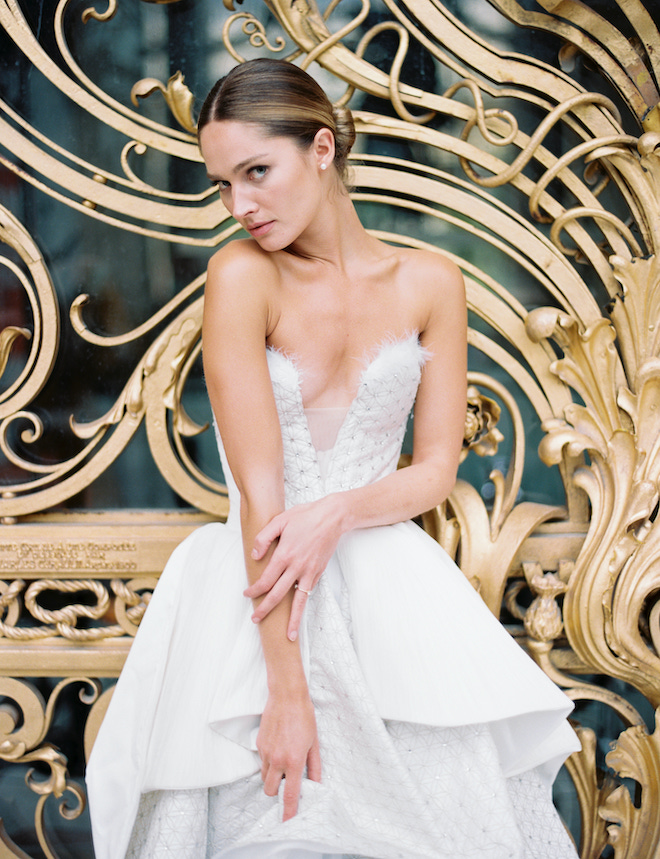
[199,119,467,821]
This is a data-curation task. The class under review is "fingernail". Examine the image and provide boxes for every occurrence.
[251,548,258,559]
[288,630,297,642]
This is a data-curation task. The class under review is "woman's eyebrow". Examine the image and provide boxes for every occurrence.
[210,153,269,182]
[233,153,268,173]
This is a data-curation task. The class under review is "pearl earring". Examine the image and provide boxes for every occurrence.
[320,162,327,171]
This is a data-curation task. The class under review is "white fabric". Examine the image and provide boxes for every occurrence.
[125,762,578,859]
[86,335,579,859]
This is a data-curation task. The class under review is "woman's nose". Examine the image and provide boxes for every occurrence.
[231,185,257,220]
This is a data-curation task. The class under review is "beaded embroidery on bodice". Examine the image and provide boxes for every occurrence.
[266,334,427,507]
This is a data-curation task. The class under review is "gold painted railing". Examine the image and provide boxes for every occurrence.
[1,0,660,856]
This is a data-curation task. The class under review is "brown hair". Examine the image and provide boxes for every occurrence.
[198,59,355,184]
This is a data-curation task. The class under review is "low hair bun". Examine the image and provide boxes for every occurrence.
[332,105,356,154]
[332,104,356,179]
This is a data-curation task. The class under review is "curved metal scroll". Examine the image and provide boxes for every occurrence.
[1,0,660,855]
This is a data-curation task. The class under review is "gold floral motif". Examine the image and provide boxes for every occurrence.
[131,72,197,134]
[522,564,567,643]
[462,386,504,462]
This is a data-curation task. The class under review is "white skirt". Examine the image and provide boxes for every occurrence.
[86,519,580,859]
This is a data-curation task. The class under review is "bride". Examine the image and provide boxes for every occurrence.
[86,58,581,858]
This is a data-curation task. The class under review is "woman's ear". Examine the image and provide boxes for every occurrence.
[313,127,336,171]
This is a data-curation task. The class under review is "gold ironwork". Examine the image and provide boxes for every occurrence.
[130,72,197,135]
[1,0,660,855]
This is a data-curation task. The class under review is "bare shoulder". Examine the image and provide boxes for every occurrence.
[203,241,284,346]
[205,239,282,335]
[207,238,279,294]
[399,246,463,293]
[394,247,465,329]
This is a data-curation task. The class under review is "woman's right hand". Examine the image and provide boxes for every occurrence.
[257,687,322,821]
[247,493,347,639]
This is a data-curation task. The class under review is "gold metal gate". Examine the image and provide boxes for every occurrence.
[1,1,659,856]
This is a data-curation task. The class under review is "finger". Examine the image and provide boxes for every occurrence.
[306,737,322,783]
[262,763,284,797]
[282,768,303,821]
[244,554,289,598]
[258,743,269,782]
[251,516,284,561]
[244,571,281,600]
[251,574,297,623]
[287,589,309,642]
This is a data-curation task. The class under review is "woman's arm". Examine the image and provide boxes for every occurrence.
[248,253,467,633]
[203,241,321,820]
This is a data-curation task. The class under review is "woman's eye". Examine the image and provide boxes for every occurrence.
[214,180,230,192]
[250,165,268,180]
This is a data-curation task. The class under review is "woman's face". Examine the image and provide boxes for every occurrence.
[200,120,326,251]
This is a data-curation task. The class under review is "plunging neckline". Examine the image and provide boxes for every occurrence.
[304,406,349,452]
[266,333,424,484]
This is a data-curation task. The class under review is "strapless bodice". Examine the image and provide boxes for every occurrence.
[216,335,427,527]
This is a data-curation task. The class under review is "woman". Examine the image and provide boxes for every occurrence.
[86,58,580,859]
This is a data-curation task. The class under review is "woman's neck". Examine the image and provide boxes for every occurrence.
[286,191,372,269]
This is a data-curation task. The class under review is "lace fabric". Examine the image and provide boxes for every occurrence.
[127,745,577,859]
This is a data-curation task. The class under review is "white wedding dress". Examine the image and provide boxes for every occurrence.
[86,335,580,859]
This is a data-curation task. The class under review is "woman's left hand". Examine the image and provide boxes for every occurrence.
[245,495,344,640]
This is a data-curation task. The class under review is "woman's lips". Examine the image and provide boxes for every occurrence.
[247,221,274,237]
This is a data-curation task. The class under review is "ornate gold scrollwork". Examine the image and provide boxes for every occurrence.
[0,578,154,641]
[462,386,504,462]
[0,328,30,384]
[527,297,660,699]
[0,579,156,641]
[491,0,660,131]
[0,287,229,518]
[81,1,118,25]
[222,13,287,64]
[2,0,660,855]
[0,677,99,858]
[0,207,60,422]
[602,712,660,855]
[130,72,197,134]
